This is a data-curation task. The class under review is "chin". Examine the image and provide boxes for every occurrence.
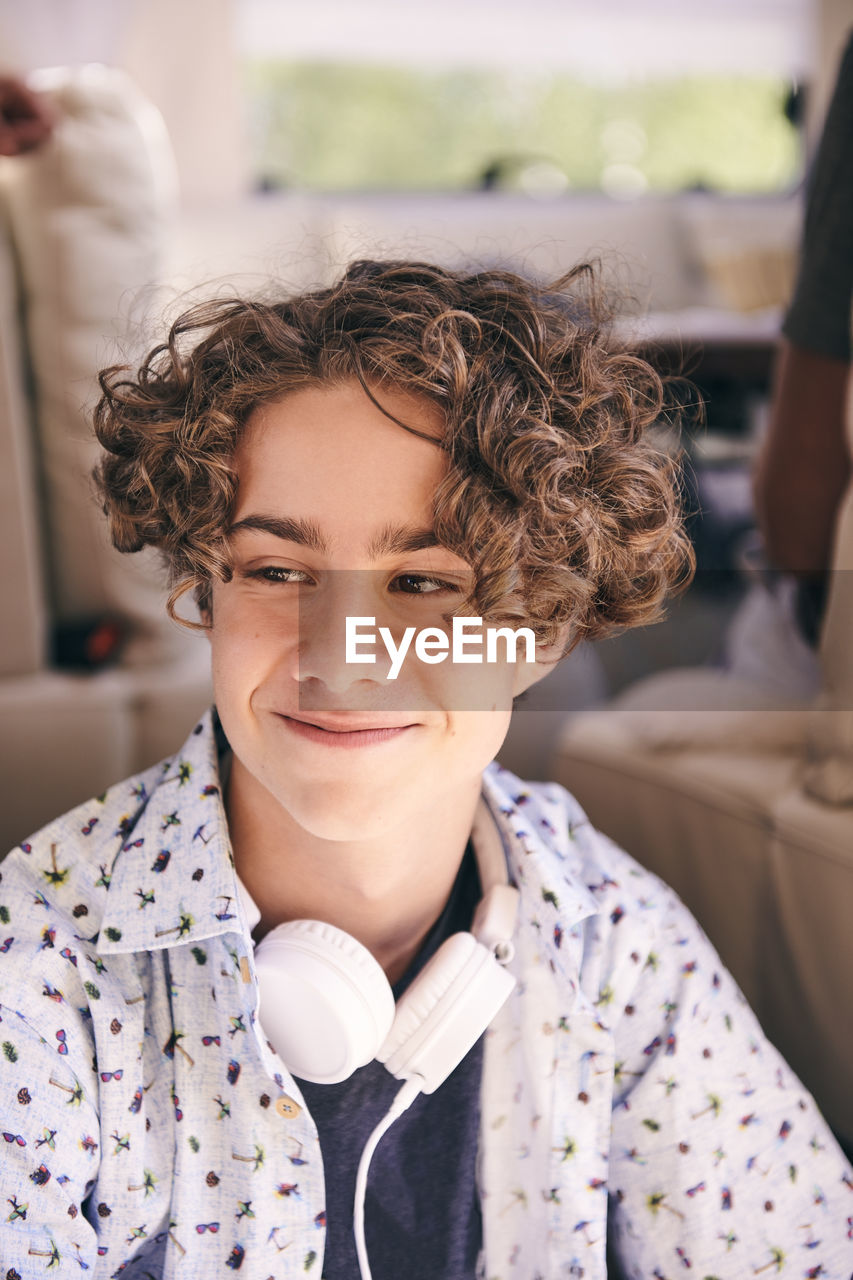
[277,777,409,843]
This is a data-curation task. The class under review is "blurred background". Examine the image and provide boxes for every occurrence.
[2,0,830,194]
[1,0,852,1153]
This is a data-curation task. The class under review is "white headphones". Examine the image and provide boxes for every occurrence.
[240,797,519,1092]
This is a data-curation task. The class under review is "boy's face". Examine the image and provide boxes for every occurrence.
[208,381,552,841]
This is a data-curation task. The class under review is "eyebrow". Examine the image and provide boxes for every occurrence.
[367,523,442,558]
[229,514,443,560]
[229,514,327,553]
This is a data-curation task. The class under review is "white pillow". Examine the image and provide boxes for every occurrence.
[5,64,202,665]
[0,178,48,676]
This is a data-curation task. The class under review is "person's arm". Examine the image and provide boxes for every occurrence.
[606,884,853,1276]
[752,337,851,574]
[752,33,853,579]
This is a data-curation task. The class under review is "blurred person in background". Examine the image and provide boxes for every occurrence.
[752,32,853,648]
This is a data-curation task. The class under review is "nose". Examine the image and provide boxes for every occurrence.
[293,571,390,700]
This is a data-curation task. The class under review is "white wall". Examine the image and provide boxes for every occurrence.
[120,0,249,205]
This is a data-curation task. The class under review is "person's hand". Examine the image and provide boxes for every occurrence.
[0,75,55,156]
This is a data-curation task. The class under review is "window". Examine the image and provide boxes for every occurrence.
[239,0,810,196]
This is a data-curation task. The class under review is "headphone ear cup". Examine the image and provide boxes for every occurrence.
[382,934,471,1052]
[254,920,395,1084]
[378,932,514,1094]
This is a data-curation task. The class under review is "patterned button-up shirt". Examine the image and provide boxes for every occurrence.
[0,711,851,1278]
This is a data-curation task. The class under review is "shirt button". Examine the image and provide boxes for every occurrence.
[275,1094,301,1119]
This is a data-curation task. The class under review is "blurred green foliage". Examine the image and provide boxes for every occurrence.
[244,60,801,194]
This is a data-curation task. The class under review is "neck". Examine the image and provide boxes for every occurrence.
[225,755,482,985]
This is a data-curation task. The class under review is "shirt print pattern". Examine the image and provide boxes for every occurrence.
[0,717,326,1277]
[0,710,851,1278]
[475,780,853,1279]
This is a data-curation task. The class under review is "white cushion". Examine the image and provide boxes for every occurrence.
[0,176,48,676]
[0,654,212,856]
[0,670,135,853]
[763,787,853,1141]
[553,728,798,1005]
[571,667,815,753]
[3,65,201,665]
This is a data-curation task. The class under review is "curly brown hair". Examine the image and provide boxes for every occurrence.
[93,258,695,652]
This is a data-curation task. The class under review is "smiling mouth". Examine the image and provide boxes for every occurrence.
[275,712,418,747]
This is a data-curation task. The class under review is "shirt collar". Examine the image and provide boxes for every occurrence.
[480,763,601,992]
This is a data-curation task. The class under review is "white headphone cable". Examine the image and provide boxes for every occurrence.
[353,1074,424,1280]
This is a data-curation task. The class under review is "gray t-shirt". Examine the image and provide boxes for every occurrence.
[296,842,483,1280]
[783,33,853,361]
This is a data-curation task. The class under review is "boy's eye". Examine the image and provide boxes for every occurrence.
[245,566,313,585]
[242,567,462,594]
[391,573,461,595]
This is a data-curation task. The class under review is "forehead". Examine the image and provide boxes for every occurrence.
[237,380,444,458]
[231,381,449,540]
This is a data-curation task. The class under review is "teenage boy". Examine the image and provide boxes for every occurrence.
[0,261,850,1279]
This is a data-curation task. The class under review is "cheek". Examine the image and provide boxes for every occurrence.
[446,710,514,774]
[417,655,518,717]
[208,592,290,699]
